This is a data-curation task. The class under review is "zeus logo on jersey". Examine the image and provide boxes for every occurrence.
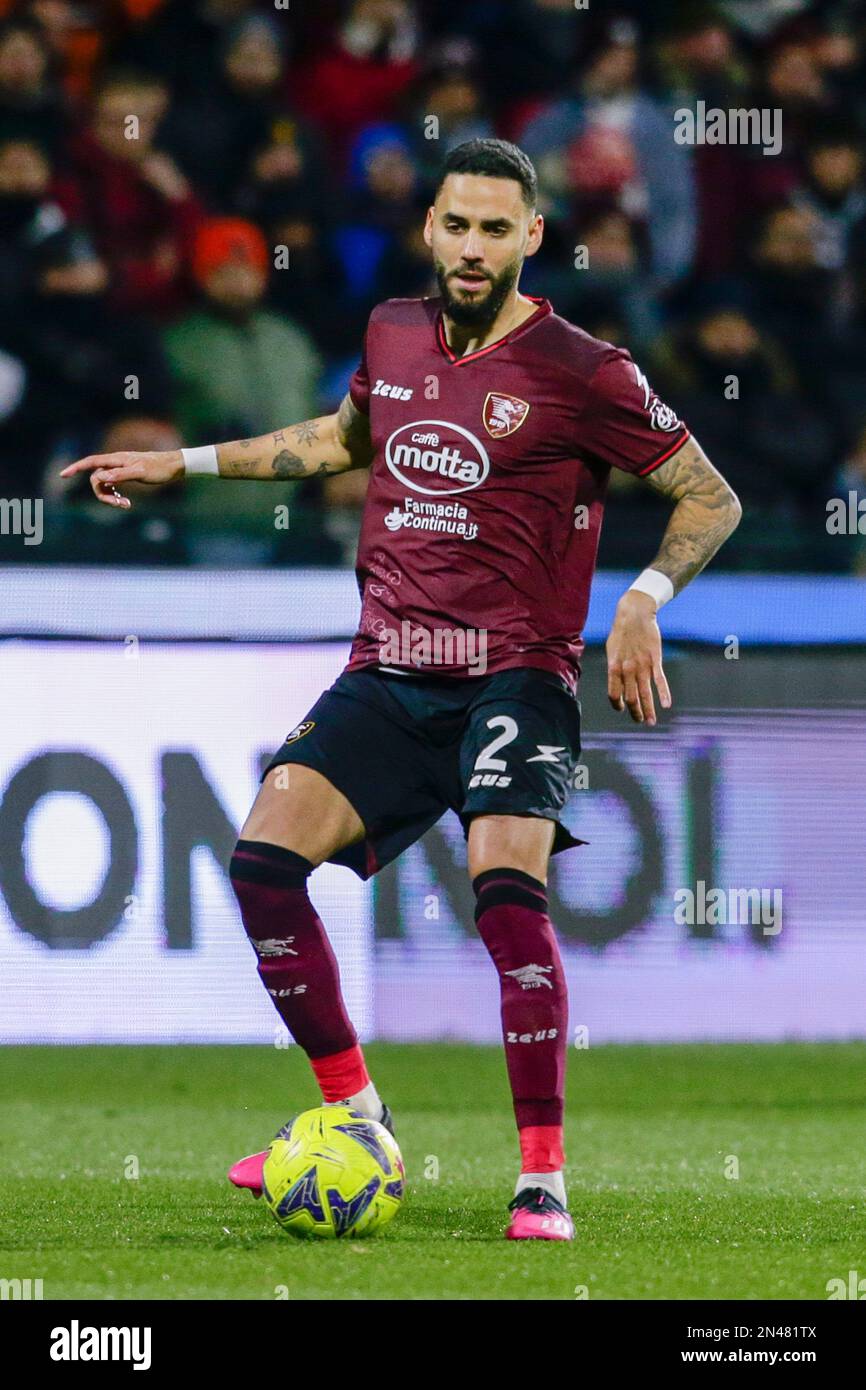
[372,378,413,400]
[469,772,512,788]
[526,745,566,763]
[385,420,490,495]
[632,363,682,432]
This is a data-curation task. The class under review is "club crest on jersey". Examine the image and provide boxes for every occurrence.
[482,391,530,439]
[284,720,315,744]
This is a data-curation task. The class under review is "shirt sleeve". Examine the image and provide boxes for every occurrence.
[579,349,689,476]
[348,324,371,415]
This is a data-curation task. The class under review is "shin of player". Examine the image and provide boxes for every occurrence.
[228,839,383,1121]
[473,867,568,1207]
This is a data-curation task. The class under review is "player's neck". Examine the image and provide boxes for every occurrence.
[442,291,539,358]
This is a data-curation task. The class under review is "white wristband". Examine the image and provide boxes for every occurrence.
[181,445,219,475]
[628,567,674,610]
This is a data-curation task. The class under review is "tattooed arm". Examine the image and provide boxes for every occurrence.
[639,435,742,593]
[606,436,741,726]
[216,395,373,481]
[59,394,373,505]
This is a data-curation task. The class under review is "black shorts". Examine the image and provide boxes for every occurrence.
[261,665,586,880]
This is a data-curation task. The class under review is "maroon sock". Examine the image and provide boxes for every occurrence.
[229,840,366,1090]
[473,867,568,1167]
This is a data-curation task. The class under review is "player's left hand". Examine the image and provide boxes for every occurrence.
[605,591,672,726]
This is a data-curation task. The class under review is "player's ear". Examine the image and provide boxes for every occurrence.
[422,206,434,248]
[525,211,544,258]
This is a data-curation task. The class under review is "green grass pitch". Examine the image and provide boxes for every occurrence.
[2,1042,865,1300]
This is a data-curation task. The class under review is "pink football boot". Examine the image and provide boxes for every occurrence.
[506,1187,575,1240]
[228,1149,269,1197]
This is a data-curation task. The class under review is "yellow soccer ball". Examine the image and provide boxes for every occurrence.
[262,1106,405,1239]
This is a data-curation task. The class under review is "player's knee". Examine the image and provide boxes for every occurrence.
[472,866,547,921]
[239,792,324,864]
[467,814,554,883]
[229,839,315,899]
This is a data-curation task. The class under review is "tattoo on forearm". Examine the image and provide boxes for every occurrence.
[272,449,307,478]
[221,401,370,483]
[652,506,739,590]
[643,440,741,592]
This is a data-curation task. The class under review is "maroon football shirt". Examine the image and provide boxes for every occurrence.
[345,295,689,694]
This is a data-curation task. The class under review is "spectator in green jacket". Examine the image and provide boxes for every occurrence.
[164,217,322,557]
[164,215,321,444]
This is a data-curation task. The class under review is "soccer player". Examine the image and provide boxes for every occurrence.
[62,140,741,1241]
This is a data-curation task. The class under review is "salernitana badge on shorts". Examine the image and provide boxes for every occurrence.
[482,391,530,438]
[284,720,316,744]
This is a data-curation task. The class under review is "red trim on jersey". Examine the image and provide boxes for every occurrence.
[436,295,552,365]
[637,429,691,476]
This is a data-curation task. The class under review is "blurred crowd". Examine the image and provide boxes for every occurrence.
[1,0,866,570]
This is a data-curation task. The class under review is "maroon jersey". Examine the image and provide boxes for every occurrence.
[345,295,689,693]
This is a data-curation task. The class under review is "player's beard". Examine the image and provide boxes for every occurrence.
[435,254,522,329]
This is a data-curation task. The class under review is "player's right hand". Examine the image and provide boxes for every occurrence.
[59,450,185,508]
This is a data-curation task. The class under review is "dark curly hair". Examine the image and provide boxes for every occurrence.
[435,138,538,210]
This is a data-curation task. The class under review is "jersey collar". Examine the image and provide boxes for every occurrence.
[435,295,551,365]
